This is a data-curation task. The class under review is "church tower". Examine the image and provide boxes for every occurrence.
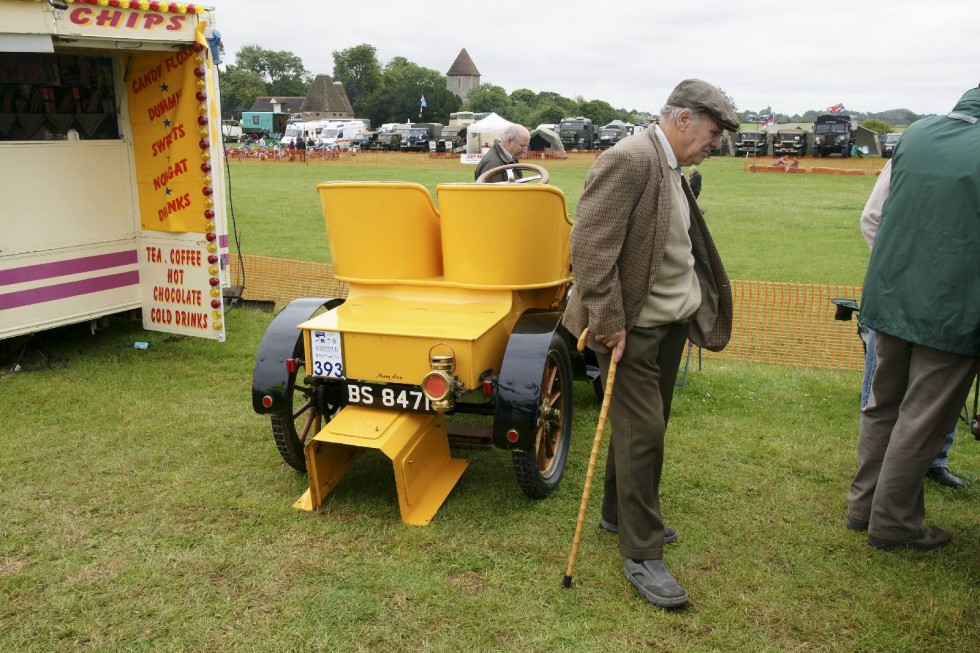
[446,48,480,103]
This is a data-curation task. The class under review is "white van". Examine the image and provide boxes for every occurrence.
[281,120,330,147]
[317,121,365,149]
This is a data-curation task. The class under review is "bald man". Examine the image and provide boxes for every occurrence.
[475,123,530,182]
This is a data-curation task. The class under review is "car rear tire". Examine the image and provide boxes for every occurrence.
[270,330,343,472]
[512,333,573,499]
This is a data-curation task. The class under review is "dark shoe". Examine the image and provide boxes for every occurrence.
[623,559,689,609]
[599,519,677,544]
[926,467,971,489]
[868,526,952,551]
[846,516,869,532]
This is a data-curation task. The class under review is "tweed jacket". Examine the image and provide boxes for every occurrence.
[562,124,733,353]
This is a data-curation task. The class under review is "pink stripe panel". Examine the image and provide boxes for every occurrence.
[0,250,138,286]
[0,270,140,310]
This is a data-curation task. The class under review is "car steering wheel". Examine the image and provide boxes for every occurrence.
[475,163,550,184]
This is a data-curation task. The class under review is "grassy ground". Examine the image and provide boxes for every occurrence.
[2,153,978,651]
[225,154,877,286]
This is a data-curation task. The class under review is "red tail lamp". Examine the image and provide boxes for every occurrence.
[261,395,274,408]
[422,350,458,411]
[423,373,450,401]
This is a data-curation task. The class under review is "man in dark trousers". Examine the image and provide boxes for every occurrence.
[562,79,738,609]
[846,85,980,551]
[474,124,530,182]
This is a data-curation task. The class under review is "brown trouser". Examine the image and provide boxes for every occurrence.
[847,331,980,540]
[596,322,689,561]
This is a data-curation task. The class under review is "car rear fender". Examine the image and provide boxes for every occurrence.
[252,297,345,414]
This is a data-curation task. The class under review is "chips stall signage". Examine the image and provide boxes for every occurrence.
[0,0,228,342]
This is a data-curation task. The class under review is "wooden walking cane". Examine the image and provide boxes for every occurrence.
[563,328,618,588]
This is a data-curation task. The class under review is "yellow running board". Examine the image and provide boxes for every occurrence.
[294,406,470,525]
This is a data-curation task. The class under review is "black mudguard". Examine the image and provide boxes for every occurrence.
[492,310,564,450]
[251,297,344,414]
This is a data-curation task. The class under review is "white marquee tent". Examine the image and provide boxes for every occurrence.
[464,112,514,153]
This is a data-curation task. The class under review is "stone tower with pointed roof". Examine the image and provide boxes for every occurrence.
[446,48,480,103]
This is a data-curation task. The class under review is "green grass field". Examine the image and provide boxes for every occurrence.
[225,155,877,286]
[2,154,978,652]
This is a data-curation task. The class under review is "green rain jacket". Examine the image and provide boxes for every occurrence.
[859,88,980,356]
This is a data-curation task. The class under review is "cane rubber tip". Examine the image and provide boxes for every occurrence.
[562,575,573,588]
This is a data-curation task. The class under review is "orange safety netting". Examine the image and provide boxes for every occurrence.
[223,149,597,168]
[229,255,865,372]
[742,155,885,177]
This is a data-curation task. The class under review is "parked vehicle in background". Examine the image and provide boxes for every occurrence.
[352,131,376,150]
[317,121,368,150]
[396,123,441,152]
[597,122,629,150]
[813,114,855,157]
[772,127,809,156]
[430,127,459,152]
[557,117,595,150]
[281,120,331,147]
[241,110,289,140]
[734,129,768,156]
[222,120,243,142]
[881,132,902,158]
[371,132,402,150]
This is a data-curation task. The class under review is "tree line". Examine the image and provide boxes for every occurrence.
[218,43,651,128]
[218,43,924,132]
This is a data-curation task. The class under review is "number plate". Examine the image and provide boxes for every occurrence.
[344,382,434,414]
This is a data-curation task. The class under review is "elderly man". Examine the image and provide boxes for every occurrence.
[562,79,737,609]
[474,123,530,182]
[846,85,980,551]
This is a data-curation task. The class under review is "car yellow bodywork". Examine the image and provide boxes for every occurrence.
[289,181,573,524]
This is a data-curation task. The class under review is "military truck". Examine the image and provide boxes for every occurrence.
[734,129,768,156]
[393,123,441,152]
[370,131,401,151]
[772,127,809,156]
[557,117,596,150]
[813,114,855,157]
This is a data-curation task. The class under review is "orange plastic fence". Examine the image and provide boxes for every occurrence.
[224,149,596,169]
[742,155,884,177]
[229,255,865,372]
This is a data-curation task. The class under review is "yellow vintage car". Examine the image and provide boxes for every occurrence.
[251,164,599,525]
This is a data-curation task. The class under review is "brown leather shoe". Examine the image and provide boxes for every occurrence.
[926,467,971,489]
[868,526,952,551]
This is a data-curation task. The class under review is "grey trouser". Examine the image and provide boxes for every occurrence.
[847,331,980,540]
[596,322,688,560]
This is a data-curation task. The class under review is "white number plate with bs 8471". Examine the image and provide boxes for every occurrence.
[345,382,434,414]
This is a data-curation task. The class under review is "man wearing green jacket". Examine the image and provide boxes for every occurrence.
[846,86,980,551]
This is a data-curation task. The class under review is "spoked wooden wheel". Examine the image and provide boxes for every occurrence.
[270,332,342,472]
[512,333,573,498]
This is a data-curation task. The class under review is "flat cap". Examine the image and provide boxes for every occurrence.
[667,79,740,132]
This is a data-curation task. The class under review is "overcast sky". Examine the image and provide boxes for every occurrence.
[214,0,978,118]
